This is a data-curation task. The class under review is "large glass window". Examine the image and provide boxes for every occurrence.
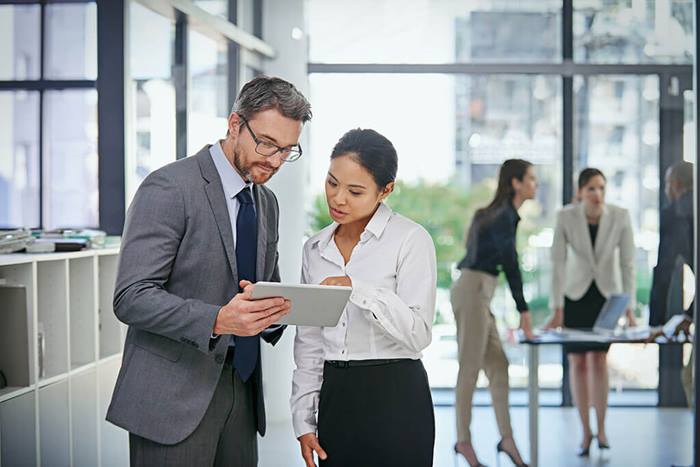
[127,2,177,203]
[0,91,40,228]
[308,73,562,389]
[44,3,97,80]
[43,90,99,229]
[0,1,97,230]
[188,30,228,154]
[574,0,693,64]
[0,5,41,80]
[574,74,660,390]
[307,0,561,64]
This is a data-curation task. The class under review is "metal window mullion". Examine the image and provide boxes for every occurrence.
[174,10,188,159]
[39,0,45,230]
[227,0,239,110]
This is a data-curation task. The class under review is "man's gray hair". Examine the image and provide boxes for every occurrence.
[232,76,312,123]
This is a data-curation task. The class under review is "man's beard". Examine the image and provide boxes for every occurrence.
[233,148,278,183]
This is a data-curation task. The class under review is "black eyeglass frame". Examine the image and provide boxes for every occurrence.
[240,117,303,162]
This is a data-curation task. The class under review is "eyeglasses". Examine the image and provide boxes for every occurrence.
[240,117,303,162]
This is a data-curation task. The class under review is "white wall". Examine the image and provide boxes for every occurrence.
[259,0,309,425]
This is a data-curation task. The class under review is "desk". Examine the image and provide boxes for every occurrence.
[522,333,690,467]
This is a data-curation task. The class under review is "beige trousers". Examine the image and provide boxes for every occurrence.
[451,269,513,443]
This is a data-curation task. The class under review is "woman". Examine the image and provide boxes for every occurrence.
[545,168,636,456]
[290,129,437,467]
[451,159,536,467]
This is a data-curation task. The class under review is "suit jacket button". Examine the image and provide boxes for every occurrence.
[215,354,225,364]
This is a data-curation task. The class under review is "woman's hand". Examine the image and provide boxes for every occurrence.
[519,311,536,340]
[298,433,327,467]
[544,307,564,330]
[320,276,352,287]
[625,309,637,327]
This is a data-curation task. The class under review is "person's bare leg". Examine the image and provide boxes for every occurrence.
[587,351,609,446]
[569,353,593,450]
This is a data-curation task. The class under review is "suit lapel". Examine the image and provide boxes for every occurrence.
[197,147,238,281]
[253,185,268,281]
[576,203,596,265]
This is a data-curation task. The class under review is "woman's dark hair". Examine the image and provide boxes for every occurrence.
[478,159,533,217]
[330,128,398,189]
[578,168,606,189]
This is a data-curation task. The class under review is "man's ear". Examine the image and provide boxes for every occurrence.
[227,112,242,139]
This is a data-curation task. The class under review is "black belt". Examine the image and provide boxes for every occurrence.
[325,359,407,369]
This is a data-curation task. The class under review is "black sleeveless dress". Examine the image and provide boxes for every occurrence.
[563,223,611,354]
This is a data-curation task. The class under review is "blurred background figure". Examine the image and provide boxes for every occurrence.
[546,168,636,457]
[451,159,536,467]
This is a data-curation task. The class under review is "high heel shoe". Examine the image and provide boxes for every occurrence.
[496,440,529,467]
[597,434,610,450]
[577,433,594,457]
[454,443,487,467]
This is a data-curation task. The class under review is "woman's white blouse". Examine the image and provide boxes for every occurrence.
[290,202,437,437]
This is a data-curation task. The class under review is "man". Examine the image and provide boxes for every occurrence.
[649,160,694,327]
[649,161,694,406]
[106,76,312,466]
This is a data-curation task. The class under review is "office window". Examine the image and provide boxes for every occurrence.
[44,3,97,80]
[43,90,99,230]
[127,1,176,203]
[0,91,40,228]
[309,73,563,389]
[188,29,228,154]
[0,5,41,81]
[308,0,561,64]
[574,0,693,64]
[574,75,660,390]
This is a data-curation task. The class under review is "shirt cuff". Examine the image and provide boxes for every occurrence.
[348,279,380,320]
[292,411,318,438]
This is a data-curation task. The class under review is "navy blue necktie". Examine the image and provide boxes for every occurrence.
[233,187,259,382]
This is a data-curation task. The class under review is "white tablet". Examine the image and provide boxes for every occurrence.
[250,281,352,326]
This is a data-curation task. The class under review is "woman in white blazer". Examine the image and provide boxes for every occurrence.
[545,168,636,457]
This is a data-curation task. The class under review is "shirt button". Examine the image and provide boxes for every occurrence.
[342,322,346,327]
[341,350,345,354]
[215,354,225,364]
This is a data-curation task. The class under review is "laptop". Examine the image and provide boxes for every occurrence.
[550,293,631,341]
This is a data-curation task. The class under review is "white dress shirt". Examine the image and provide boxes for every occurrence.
[290,202,437,437]
[209,141,254,244]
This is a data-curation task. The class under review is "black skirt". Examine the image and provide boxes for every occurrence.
[563,282,611,354]
[317,359,435,467]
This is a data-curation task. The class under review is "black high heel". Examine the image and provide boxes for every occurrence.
[597,434,610,450]
[496,440,529,467]
[454,443,487,467]
[577,433,594,457]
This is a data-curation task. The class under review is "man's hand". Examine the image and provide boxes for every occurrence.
[519,311,536,340]
[320,276,352,287]
[213,280,290,336]
[298,433,327,467]
[544,307,564,330]
[625,309,637,327]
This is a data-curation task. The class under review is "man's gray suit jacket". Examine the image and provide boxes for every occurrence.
[106,145,285,444]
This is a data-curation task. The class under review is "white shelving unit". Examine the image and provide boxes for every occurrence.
[0,248,129,467]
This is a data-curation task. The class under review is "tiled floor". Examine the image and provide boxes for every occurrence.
[259,405,693,467]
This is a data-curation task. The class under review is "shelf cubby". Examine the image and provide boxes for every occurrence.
[98,255,122,359]
[36,260,69,381]
[69,256,97,369]
[38,379,71,466]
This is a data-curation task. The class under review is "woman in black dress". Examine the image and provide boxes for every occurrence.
[546,168,636,457]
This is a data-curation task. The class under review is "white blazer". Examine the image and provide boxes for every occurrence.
[550,203,636,309]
